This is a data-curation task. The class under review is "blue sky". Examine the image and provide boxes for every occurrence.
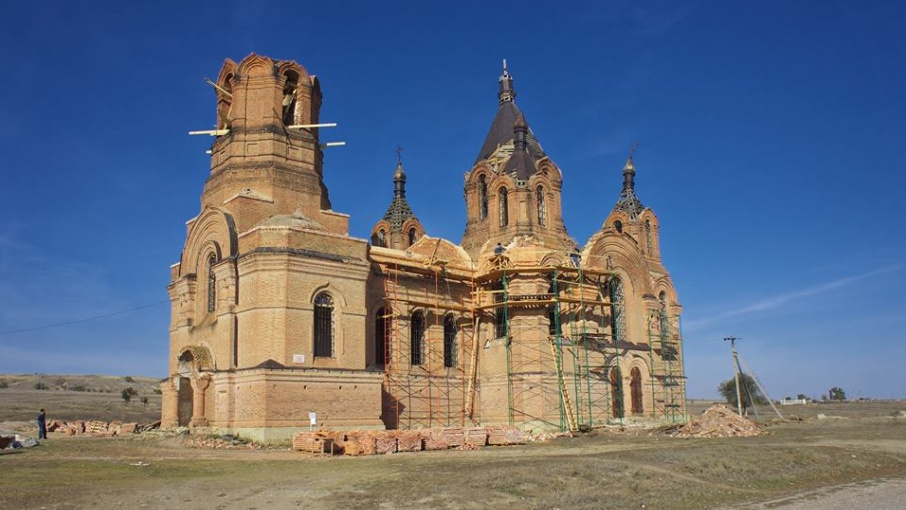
[0,1,903,400]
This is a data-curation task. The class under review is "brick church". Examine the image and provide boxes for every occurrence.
[161,54,686,442]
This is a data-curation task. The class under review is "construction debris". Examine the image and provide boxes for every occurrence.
[292,426,528,456]
[181,435,262,450]
[48,419,156,437]
[674,404,764,438]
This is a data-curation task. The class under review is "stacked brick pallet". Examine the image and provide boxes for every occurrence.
[292,426,528,456]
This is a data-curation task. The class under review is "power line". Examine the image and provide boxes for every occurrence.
[0,300,169,336]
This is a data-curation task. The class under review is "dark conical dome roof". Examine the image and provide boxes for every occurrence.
[475,61,546,165]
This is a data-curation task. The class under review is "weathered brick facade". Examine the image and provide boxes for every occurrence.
[163,54,686,442]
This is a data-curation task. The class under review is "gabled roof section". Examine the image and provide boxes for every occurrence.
[475,62,546,164]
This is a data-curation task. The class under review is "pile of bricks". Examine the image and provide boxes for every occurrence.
[49,420,140,437]
[675,404,764,438]
[293,426,528,456]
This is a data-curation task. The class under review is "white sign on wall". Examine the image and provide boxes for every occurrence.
[293,354,305,364]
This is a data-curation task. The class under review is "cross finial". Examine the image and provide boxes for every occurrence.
[396,145,403,165]
[629,141,640,160]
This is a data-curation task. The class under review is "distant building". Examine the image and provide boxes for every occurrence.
[161,54,687,441]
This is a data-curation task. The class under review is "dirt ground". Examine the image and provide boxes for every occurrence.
[3,401,906,510]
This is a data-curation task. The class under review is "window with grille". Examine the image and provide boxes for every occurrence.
[536,186,546,226]
[443,314,457,368]
[207,253,217,313]
[314,293,333,357]
[609,277,626,343]
[410,311,424,366]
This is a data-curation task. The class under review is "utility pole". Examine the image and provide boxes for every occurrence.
[724,336,743,416]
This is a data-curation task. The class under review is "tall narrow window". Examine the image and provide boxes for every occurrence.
[630,367,643,414]
[498,188,509,227]
[375,307,389,365]
[408,227,417,247]
[610,366,624,419]
[645,220,653,254]
[443,314,457,368]
[614,220,623,233]
[282,71,299,125]
[536,186,546,226]
[609,277,626,343]
[314,293,334,357]
[547,278,560,336]
[478,175,488,220]
[207,253,217,313]
[410,311,424,366]
[493,281,507,339]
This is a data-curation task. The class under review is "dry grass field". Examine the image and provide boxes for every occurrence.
[2,379,905,510]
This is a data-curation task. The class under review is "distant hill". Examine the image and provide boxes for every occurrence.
[0,373,162,423]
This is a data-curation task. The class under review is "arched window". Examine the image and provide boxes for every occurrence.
[443,314,457,368]
[375,307,390,365]
[610,366,624,419]
[217,74,233,130]
[207,253,217,313]
[498,187,509,227]
[645,220,653,254]
[478,175,488,220]
[314,293,334,357]
[410,311,425,366]
[614,220,623,233]
[609,277,626,344]
[408,227,417,247]
[282,71,299,125]
[630,367,643,414]
[536,186,546,226]
[373,229,386,247]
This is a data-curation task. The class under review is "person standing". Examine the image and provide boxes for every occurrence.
[37,409,47,439]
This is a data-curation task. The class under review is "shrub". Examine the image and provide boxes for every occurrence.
[152,388,162,395]
[0,380,8,388]
[124,376,134,383]
[34,382,48,390]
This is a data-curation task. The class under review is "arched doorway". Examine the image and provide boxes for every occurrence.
[610,366,624,419]
[630,367,643,414]
[177,351,195,427]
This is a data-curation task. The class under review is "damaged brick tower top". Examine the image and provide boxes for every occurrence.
[163,54,384,440]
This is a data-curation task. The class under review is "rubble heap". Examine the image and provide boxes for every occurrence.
[675,404,764,438]
[293,426,529,456]
[48,420,159,437]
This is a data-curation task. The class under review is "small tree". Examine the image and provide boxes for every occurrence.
[140,396,149,406]
[718,373,767,414]
[828,387,846,401]
[121,387,138,404]
[796,393,809,401]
